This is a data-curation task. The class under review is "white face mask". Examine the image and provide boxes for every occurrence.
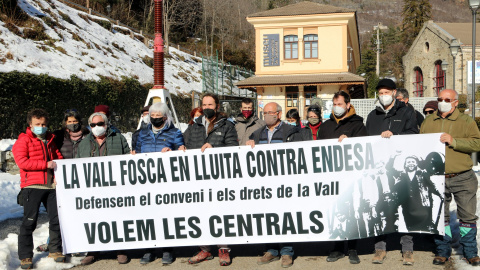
[379,94,394,106]
[333,106,346,117]
[142,115,149,124]
[91,126,106,137]
[438,101,452,113]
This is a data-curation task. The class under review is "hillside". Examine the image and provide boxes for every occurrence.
[0,0,203,94]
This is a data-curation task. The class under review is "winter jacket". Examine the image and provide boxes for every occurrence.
[420,108,480,174]
[249,122,307,144]
[406,103,425,127]
[235,114,265,145]
[53,128,89,159]
[131,121,149,150]
[303,122,321,140]
[317,106,367,140]
[184,114,239,149]
[135,123,185,153]
[76,128,130,158]
[366,100,419,136]
[12,127,63,188]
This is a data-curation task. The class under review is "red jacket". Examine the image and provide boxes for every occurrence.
[12,127,63,188]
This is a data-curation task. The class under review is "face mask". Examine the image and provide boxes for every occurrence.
[91,126,106,137]
[379,94,394,106]
[150,117,165,128]
[142,115,149,124]
[242,110,254,119]
[438,101,452,113]
[264,114,278,126]
[203,108,216,119]
[32,126,47,135]
[286,121,297,126]
[308,118,320,125]
[333,106,346,117]
[66,123,81,132]
[193,116,199,122]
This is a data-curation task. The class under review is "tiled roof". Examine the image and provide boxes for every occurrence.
[235,73,365,88]
[248,1,355,18]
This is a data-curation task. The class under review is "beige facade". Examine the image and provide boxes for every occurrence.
[236,1,364,120]
[403,21,480,103]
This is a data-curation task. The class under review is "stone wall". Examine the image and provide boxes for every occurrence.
[0,151,19,175]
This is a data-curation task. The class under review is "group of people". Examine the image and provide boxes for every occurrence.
[11,78,480,269]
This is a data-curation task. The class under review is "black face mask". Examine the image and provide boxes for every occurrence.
[66,123,81,132]
[203,109,216,119]
[150,117,165,128]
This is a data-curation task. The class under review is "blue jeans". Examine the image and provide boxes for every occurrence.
[267,243,293,256]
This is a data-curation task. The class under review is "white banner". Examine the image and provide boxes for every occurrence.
[55,134,445,254]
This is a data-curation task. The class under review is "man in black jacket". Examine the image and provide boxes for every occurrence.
[367,79,419,265]
[246,102,306,268]
[366,79,418,138]
[395,88,424,128]
[185,93,238,266]
[318,91,367,264]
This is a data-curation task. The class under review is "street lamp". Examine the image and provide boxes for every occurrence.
[469,0,480,119]
[450,39,461,90]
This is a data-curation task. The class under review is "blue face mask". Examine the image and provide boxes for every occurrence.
[32,126,47,135]
[286,121,297,126]
[193,116,199,122]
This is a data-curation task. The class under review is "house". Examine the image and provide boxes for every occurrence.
[403,20,480,104]
[235,1,364,120]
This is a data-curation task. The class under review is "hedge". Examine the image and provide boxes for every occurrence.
[0,71,191,139]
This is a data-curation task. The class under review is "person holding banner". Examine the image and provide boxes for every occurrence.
[303,105,322,140]
[317,91,367,264]
[185,93,238,266]
[183,107,203,144]
[235,98,265,145]
[76,112,131,265]
[420,89,480,266]
[246,102,307,268]
[12,108,65,269]
[134,102,185,265]
[366,78,419,265]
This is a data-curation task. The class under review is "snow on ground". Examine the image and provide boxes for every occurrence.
[0,0,205,94]
[0,140,15,152]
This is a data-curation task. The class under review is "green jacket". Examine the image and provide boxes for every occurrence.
[76,128,130,158]
[420,108,480,174]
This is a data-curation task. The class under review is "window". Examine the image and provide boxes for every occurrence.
[433,61,445,96]
[304,34,318,59]
[284,35,298,59]
[413,67,424,97]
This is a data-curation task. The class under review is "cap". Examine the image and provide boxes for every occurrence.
[94,105,110,117]
[141,105,151,113]
[423,100,438,112]
[376,78,397,90]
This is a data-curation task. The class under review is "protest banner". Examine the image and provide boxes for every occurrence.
[55,133,445,253]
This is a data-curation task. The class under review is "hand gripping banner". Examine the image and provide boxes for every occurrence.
[54,133,445,253]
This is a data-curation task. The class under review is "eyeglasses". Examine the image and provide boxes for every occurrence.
[264,111,278,115]
[308,107,320,112]
[424,110,435,115]
[437,98,456,103]
[89,122,105,127]
[65,109,78,113]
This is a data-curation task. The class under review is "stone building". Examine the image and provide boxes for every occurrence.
[403,20,480,103]
[235,1,364,120]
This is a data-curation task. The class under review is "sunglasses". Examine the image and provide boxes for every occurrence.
[437,98,456,103]
[89,122,105,127]
[308,108,320,112]
[65,109,78,113]
[424,110,435,115]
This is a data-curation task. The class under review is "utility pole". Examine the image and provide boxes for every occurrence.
[373,23,388,77]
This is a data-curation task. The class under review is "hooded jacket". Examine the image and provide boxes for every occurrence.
[420,108,480,174]
[366,100,418,136]
[317,105,367,140]
[184,114,239,149]
[76,128,130,157]
[235,114,265,145]
[135,122,184,153]
[12,127,63,188]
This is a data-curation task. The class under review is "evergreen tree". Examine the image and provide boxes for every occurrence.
[401,0,431,47]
